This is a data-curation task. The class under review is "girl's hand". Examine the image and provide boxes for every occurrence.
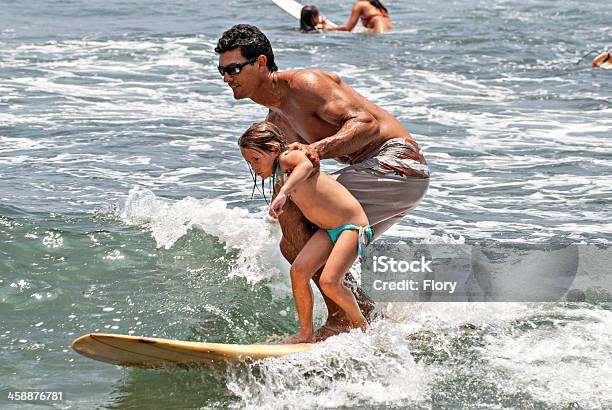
[269,193,288,218]
[318,15,327,29]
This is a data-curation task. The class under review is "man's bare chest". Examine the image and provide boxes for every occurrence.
[272,105,338,144]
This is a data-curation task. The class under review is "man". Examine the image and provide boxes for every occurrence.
[215,24,429,340]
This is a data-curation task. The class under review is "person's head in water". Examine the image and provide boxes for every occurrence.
[238,121,287,181]
[300,5,322,32]
[215,25,277,99]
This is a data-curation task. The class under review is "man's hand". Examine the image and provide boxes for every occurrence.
[269,192,288,218]
[287,142,320,168]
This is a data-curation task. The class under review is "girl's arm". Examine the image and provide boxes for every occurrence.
[322,4,361,32]
[269,150,314,217]
[277,150,314,197]
[319,17,338,29]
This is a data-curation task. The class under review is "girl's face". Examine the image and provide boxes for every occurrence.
[240,147,278,179]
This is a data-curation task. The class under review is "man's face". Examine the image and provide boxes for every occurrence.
[218,49,258,100]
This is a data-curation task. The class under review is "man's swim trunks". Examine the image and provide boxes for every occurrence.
[331,137,429,239]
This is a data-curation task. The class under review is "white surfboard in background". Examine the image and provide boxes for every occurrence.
[272,0,303,20]
[271,0,337,26]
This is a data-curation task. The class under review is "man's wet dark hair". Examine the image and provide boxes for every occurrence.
[215,24,278,72]
[300,5,320,32]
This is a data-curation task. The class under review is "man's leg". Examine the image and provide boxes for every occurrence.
[277,198,375,339]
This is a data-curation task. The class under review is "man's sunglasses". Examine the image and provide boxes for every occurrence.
[218,57,258,76]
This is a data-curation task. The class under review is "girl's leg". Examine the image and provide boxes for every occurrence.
[319,230,368,330]
[282,230,334,344]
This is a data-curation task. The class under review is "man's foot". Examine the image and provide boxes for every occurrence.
[312,302,380,342]
[280,333,315,344]
[313,319,369,342]
[312,322,352,342]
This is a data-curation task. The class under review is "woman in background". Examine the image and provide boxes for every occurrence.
[323,0,393,33]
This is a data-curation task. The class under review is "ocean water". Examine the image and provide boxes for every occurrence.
[1,0,611,408]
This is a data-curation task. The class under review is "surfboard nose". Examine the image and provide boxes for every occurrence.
[70,332,316,368]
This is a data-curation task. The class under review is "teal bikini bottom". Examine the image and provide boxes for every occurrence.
[326,224,373,264]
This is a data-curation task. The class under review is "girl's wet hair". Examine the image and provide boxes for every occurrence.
[238,121,287,153]
[238,121,287,203]
[300,5,320,32]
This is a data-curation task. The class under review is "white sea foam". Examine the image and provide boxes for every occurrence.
[227,321,431,409]
[119,186,288,284]
[478,306,612,408]
[0,136,60,153]
[225,301,612,408]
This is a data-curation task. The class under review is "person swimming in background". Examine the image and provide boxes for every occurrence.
[300,5,337,32]
[322,0,393,33]
[300,5,324,32]
[238,121,372,344]
[592,49,611,69]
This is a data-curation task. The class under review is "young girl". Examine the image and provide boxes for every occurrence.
[238,121,372,344]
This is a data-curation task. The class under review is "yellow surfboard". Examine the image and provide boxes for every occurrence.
[71,333,315,368]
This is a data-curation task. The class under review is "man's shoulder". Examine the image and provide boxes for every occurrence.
[280,69,341,89]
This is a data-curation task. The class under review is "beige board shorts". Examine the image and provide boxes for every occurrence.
[331,138,430,239]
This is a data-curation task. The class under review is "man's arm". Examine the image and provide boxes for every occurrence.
[285,71,380,163]
[311,97,380,161]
